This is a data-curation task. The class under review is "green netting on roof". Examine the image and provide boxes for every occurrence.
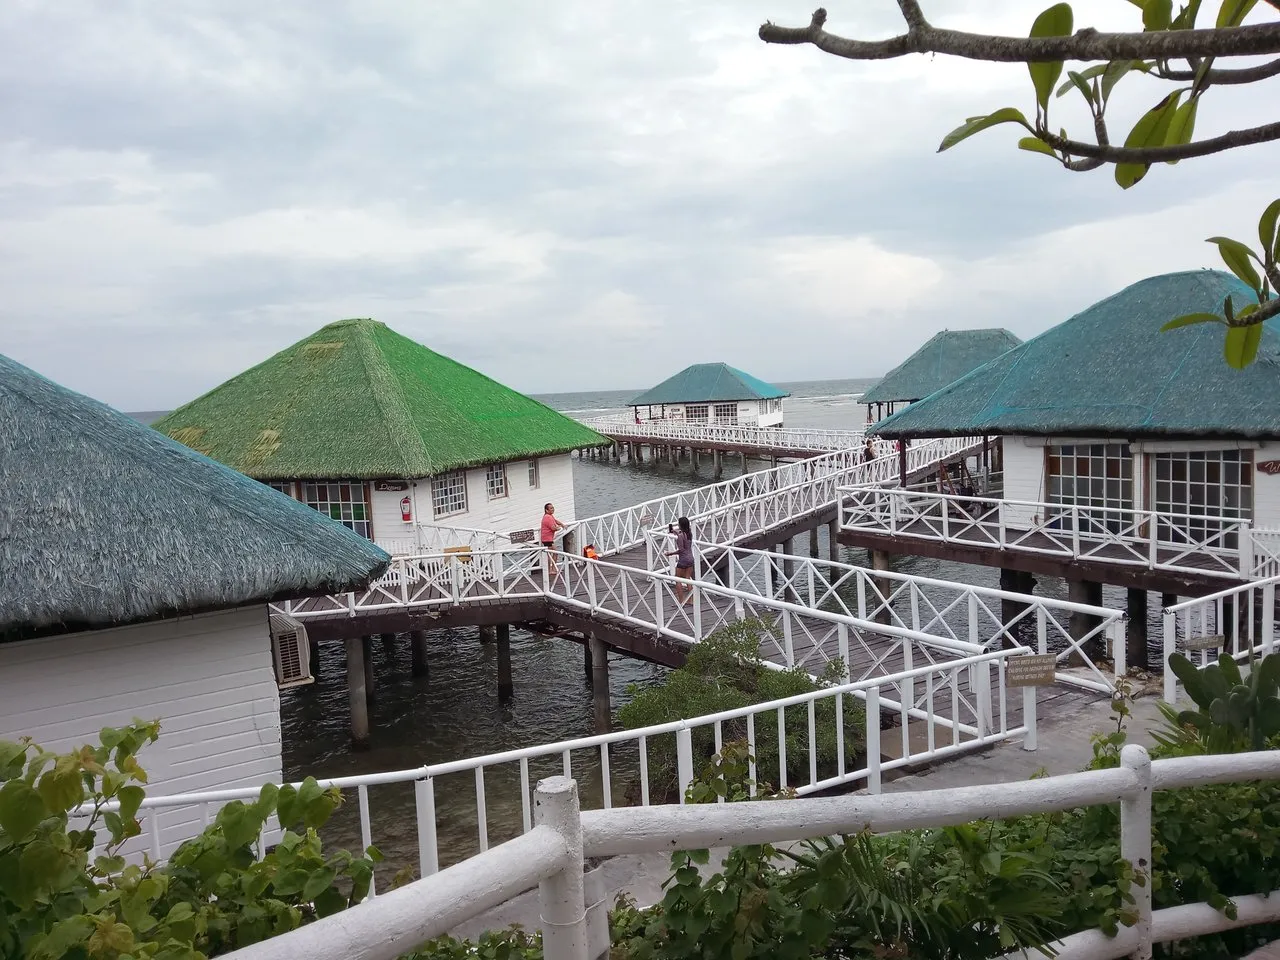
[1,353,389,638]
[870,271,1278,440]
[629,363,789,406]
[860,328,1021,404]
[153,319,608,480]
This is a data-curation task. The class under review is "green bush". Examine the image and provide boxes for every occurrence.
[615,619,866,802]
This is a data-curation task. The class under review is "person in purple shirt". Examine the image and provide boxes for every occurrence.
[665,516,696,606]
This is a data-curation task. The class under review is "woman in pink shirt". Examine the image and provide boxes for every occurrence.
[541,502,566,576]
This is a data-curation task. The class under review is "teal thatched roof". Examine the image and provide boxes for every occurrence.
[861,328,1022,404]
[153,319,608,481]
[0,354,390,641]
[871,271,1277,440]
[630,363,788,406]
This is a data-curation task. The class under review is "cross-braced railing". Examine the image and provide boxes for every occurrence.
[578,417,868,453]
[840,485,1256,580]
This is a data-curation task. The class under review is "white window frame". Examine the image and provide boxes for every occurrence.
[431,472,468,518]
[487,463,508,500]
[1151,449,1252,548]
[713,403,738,424]
[1045,443,1133,535]
[300,480,372,539]
[686,404,709,423]
[528,458,540,489]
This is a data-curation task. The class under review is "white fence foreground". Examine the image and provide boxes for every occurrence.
[218,745,1280,960]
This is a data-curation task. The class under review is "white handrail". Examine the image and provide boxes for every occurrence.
[579,417,867,452]
[216,746,1280,960]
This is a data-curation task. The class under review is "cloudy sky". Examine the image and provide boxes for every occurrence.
[1,1,1276,410]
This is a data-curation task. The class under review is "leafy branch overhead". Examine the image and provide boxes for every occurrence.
[759,1,1280,367]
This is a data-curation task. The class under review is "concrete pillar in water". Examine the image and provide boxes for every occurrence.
[999,568,1036,626]
[308,637,321,680]
[870,549,893,624]
[479,625,496,644]
[827,518,840,561]
[410,630,429,677]
[361,635,376,700]
[1127,588,1149,673]
[589,634,611,733]
[583,637,594,686]
[496,623,514,702]
[379,632,396,665]
[742,451,748,472]
[345,636,370,747]
[1068,580,1105,663]
[809,526,820,558]
[713,449,722,479]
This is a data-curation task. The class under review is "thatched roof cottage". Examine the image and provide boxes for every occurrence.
[630,362,789,428]
[0,352,388,854]
[860,328,1021,423]
[153,319,607,554]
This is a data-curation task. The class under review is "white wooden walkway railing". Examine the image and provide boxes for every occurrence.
[1161,574,1280,702]
[840,484,1258,580]
[102,646,1030,871]
[217,745,1280,960]
[578,417,868,453]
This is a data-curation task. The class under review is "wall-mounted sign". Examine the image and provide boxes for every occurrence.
[1258,461,1280,476]
[374,480,409,492]
[509,529,536,544]
[1183,633,1225,652]
[1007,654,1057,688]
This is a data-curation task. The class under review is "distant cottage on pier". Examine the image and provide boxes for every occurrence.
[630,362,788,428]
[0,353,388,855]
[861,328,1021,423]
[153,319,608,554]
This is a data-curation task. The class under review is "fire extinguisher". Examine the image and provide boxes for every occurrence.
[400,496,412,523]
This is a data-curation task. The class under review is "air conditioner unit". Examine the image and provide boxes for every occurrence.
[269,613,314,689]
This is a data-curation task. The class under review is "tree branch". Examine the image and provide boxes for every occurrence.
[1042,120,1280,163]
[759,7,1280,63]
[1239,295,1280,326]
[1156,56,1280,83]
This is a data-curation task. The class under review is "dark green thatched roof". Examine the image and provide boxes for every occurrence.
[861,328,1022,404]
[871,271,1277,440]
[0,354,390,640]
[153,319,608,480]
[630,363,788,406]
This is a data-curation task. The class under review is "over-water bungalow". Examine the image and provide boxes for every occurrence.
[860,328,1021,424]
[0,353,388,854]
[152,319,608,555]
[630,362,788,428]
[847,270,1280,604]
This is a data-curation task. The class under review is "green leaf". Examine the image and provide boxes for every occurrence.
[1208,236,1263,290]
[1115,91,1183,188]
[37,755,85,814]
[1144,0,1174,30]
[1217,0,1258,27]
[302,866,338,901]
[1259,198,1280,259]
[18,839,65,904]
[0,779,48,841]
[1063,70,1096,107]
[1163,97,1199,164]
[1056,64,1107,97]
[1225,323,1264,369]
[1028,4,1074,110]
[117,784,144,824]
[937,108,1032,152]
[1161,312,1226,331]
[1018,136,1058,157]
[0,740,27,779]
[276,783,302,830]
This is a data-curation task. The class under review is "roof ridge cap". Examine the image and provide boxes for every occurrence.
[353,324,435,476]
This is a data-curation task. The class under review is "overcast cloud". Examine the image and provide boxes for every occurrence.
[1,0,1276,409]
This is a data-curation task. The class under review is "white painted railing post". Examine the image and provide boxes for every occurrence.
[675,726,694,802]
[1111,619,1127,682]
[998,500,1007,548]
[414,778,439,877]
[1264,581,1276,656]
[782,611,795,667]
[975,662,993,738]
[586,561,597,611]
[1162,606,1178,703]
[865,686,882,794]
[1022,683,1037,751]
[1240,523,1256,579]
[1120,745,1154,960]
[534,777,588,960]
[837,624,850,682]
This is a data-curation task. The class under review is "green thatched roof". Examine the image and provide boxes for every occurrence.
[0,353,390,641]
[871,271,1277,440]
[630,363,789,406]
[153,319,608,480]
[861,328,1021,404]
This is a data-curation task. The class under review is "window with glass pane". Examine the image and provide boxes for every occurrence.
[1045,443,1133,535]
[266,481,295,498]
[713,403,737,424]
[686,404,709,423]
[1152,449,1252,549]
[432,472,468,518]
[487,463,507,499]
[528,458,540,489]
[300,481,371,539]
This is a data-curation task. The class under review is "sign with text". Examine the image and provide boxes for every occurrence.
[1259,461,1280,476]
[1183,633,1226,652]
[373,480,409,492]
[1007,654,1057,688]
[508,529,536,544]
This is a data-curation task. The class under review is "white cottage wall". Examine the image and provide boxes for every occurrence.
[0,606,282,857]
[1000,437,1046,529]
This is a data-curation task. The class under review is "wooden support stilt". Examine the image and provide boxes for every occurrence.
[345,636,370,747]
[496,623,514,702]
[361,635,376,700]
[411,630,429,677]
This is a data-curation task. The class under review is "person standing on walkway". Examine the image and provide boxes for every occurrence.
[541,502,566,577]
[665,516,696,606]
